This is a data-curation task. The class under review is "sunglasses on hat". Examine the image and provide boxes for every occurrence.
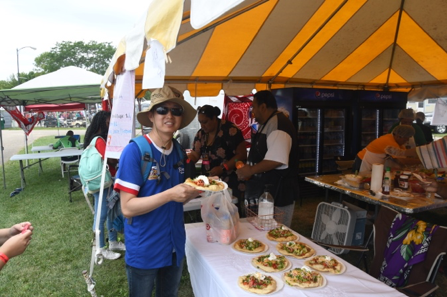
[155,106,183,116]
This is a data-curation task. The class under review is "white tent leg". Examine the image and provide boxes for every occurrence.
[24,132,29,167]
[82,269,97,297]
[0,125,6,189]
[83,187,95,215]
[86,160,109,295]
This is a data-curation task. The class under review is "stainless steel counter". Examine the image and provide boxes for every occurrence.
[305,174,447,214]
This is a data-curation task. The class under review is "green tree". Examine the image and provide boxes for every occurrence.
[0,72,39,89]
[0,76,15,89]
[34,41,115,75]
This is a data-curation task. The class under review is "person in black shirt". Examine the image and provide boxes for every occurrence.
[236,91,299,227]
[415,112,433,144]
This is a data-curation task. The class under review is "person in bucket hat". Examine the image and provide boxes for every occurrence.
[114,85,200,297]
[137,85,196,130]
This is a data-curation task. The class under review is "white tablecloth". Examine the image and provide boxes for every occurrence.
[185,221,405,297]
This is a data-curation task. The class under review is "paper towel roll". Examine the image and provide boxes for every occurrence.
[371,163,384,192]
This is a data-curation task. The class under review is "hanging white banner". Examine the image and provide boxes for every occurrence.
[142,39,165,90]
[106,70,136,159]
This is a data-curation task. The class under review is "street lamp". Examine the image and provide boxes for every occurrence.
[16,46,36,84]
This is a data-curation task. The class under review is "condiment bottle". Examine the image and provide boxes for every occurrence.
[382,177,390,195]
[402,170,412,178]
[398,175,409,191]
[384,167,392,190]
[394,171,401,189]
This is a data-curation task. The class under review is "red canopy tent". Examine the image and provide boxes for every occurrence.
[24,103,86,112]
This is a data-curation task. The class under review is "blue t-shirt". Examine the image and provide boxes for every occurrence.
[114,135,186,269]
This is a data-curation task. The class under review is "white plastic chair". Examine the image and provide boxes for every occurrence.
[59,147,80,177]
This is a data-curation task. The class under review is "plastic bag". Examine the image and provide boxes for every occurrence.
[201,190,239,244]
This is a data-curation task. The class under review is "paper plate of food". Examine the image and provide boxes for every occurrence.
[232,238,269,254]
[340,174,363,189]
[238,272,284,295]
[389,190,414,199]
[251,253,291,273]
[283,266,327,289]
[184,175,228,192]
[304,255,345,275]
[276,241,316,259]
[266,225,299,242]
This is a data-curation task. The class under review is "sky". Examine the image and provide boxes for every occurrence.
[0,0,152,81]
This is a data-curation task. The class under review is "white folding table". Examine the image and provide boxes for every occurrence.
[31,145,54,152]
[185,221,406,297]
[10,149,83,189]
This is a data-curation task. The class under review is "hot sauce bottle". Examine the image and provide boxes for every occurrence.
[382,177,391,195]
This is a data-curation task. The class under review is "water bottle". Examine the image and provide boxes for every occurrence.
[229,203,240,235]
[258,185,274,226]
[219,212,232,244]
[206,210,217,243]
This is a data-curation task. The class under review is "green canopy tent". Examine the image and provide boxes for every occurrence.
[0,66,103,189]
[0,66,102,106]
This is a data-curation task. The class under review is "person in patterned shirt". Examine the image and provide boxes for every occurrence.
[189,105,247,215]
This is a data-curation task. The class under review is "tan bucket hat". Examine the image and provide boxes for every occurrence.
[137,85,196,129]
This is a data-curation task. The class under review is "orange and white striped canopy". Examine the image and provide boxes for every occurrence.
[102,0,447,99]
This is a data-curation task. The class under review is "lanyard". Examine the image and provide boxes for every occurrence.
[255,111,277,138]
[204,119,221,153]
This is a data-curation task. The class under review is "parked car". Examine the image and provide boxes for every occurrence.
[68,118,87,128]
[423,113,446,134]
[44,117,67,127]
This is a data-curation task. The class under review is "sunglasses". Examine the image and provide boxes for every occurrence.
[155,106,183,116]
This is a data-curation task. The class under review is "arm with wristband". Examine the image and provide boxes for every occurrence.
[0,222,33,271]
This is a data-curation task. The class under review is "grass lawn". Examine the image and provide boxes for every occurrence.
[0,135,192,296]
[0,136,130,296]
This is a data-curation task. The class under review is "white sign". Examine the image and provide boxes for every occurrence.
[106,70,136,159]
[142,39,165,89]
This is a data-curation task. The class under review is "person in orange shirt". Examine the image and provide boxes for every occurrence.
[353,125,415,172]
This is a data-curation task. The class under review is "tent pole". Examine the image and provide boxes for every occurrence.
[20,106,29,167]
[24,132,29,167]
[0,124,6,189]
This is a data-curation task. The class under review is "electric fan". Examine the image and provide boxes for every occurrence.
[311,202,356,254]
